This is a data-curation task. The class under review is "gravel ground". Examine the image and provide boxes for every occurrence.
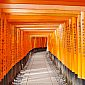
[13,51,68,85]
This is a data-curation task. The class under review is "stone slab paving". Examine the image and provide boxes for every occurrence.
[13,51,67,85]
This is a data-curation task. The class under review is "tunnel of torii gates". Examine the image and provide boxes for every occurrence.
[0,0,85,85]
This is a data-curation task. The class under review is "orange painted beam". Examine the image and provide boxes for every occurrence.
[3,9,80,15]
[16,25,58,28]
[7,15,69,23]
[7,15,71,20]
[1,0,85,6]
[10,22,65,25]
[24,30,52,33]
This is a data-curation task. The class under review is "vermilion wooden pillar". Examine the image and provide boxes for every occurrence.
[72,17,78,75]
[81,12,85,79]
[16,28,21,62]
[11,25,16,67]
[77,14,82,78]
[1,12,7,78]
[0,10,3,81]
[20,30,24,59]
[6,23,11,72]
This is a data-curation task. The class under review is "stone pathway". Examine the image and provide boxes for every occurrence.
[13,51,67,85]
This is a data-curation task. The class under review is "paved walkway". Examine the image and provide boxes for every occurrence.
[13,51,67,85]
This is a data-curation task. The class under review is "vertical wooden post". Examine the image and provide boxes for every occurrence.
[72,17,78,74]
[81,11,85,80]
[77,14,82,78]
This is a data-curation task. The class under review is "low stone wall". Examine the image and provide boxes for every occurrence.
[47,51,85,85]
[0,47,47,85]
